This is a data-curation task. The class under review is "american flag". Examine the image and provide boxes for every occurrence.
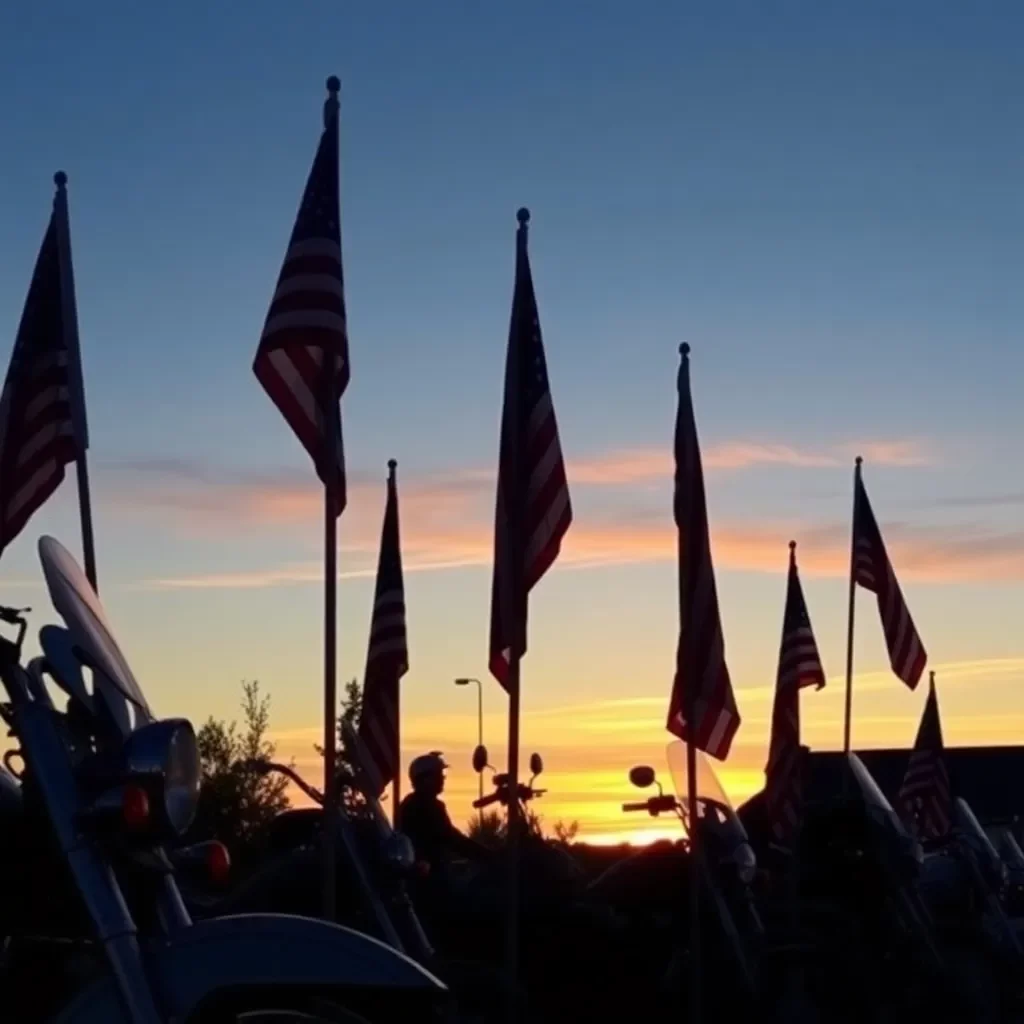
[853,471,926,687]
[898,672,951,839]
[253,84,348,511]
[765,542,825,844]
[0,186,87,559]
[358,461,408,797]
[666,344,740,760]
[488,209,572,691]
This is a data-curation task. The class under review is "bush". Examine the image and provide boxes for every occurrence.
[192,681,289,858]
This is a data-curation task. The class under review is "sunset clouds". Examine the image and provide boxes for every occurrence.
[96,439,1024,590]
[557,438,932,481]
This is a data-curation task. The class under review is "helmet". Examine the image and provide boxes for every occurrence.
[409,751,448,784]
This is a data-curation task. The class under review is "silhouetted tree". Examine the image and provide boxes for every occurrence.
[552,819,580,846]
[467,807,544,846]
[314,678,376,817]
[468,810,505,848]
[192,681,289,855]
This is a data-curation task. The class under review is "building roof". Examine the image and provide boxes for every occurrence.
[738,745,1024,839]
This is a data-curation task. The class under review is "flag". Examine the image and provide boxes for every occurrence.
[488,209,571,691]
[853,472,926,687]
[765,542,825,844]
[0,183,87,559]
[253,84,349,511]
[358,461,408,797]
[666,345,740,759]
[898,673,951,839]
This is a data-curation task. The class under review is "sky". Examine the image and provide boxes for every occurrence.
[0,2,1022,843]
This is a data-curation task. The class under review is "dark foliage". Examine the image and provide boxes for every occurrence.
[314,678,380,818]
[191,681,289,859]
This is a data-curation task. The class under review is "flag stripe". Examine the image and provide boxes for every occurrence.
[765,550,825,844]
[853,477,927,688]
[253,104,348,504]
[0,202,85,557]
[666,348,741,761]
[488,217,572,690]
[898,676,950,838]
[358,469,408,797]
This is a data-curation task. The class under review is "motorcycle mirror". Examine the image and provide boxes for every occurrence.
[629,765,656,789]
[529,753,544,777]
[472,744,489,774]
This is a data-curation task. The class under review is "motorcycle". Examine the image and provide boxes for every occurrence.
[454,744,628,1024]
[0,535,446,1023]
[182,726,512,1023]
[795,752,982,1023]
[463,744,583,909]
[986,823,1024,916]
[193,736,618,1022]
[917,798,1024,1018]
[588,742,763,1021]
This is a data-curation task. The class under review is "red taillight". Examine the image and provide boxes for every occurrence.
[207,841,231,883]
[122,784,150,829]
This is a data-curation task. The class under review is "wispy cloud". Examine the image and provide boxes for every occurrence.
[842,440,934,468]
[705,442,839,470]
[935,492,1024,510]
[139,510,1024,589]
[565,438,933,482]
[101,435,932,533]
[106,441,1022,592]
[567,449,672,484]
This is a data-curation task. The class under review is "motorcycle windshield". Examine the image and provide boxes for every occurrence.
[991,827,1024,871]
[38,536,151,727]
[846,753,912,839]
[667,740,749,848]
[954,798,1003,874]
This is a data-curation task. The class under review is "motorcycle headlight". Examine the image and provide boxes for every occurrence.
[385,832,416,871]
[123,719,200,837]
[732,842,757,885]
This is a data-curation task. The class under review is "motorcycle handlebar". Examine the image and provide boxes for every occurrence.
[622,801,650,812]
[0,606,28,626]
[473,784,545,809]
[239,759,325,805]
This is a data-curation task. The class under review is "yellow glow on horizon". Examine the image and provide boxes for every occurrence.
[267,655,1024,843]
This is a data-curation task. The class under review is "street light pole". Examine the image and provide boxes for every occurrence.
[455,677,484,823]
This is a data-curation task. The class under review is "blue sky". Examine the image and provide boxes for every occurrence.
[1,2,1022,838]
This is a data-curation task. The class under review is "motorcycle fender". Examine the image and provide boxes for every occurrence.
[54,913,446,1023]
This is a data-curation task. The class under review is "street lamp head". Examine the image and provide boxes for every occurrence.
[454,677,471,686]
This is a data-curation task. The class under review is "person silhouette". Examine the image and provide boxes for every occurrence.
[398,752,490,881]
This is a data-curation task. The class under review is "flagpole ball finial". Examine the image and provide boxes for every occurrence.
[54,170,68,189]
[679,342,690,359]
[855,455,863,467]
[789,539,797,553]
[517,207,530,226]
[387,458,397,480]
[326,75,340,95]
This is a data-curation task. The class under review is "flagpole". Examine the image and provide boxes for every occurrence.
[53,171,98,592]
[321,75,342,923]
[678,344,702,1024]
[498,207,536,1024]
[843,456,863,754]
[685,734,702,1024]
[388,458,402,826]
[505,653,522,1022]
